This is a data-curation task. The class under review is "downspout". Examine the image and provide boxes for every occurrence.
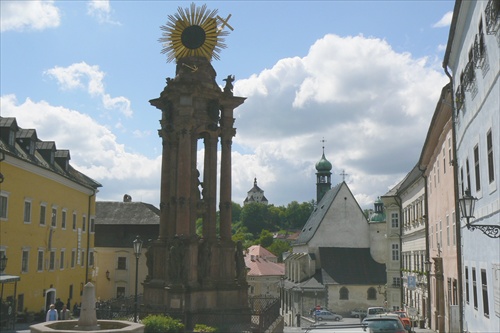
[394,194,403,310]
[443,65,463,333]
[85,189,96,284]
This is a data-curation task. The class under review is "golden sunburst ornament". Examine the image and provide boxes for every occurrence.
[159,3,230,63]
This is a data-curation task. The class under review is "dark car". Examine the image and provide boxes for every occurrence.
[362,315,407,333]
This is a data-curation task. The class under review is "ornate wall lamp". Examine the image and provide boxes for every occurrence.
[459,189,499,238]
[0,254,8,273]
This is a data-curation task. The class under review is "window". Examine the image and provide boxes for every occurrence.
[339,287,349,300]
[51,207,57,227]
[72,213,77,230]
[393,277,401,287]
[460,167,465,195]
[60,250,65,269]
[0,193,8,219]
[466,158,471,192]
[81,250,85,267]
[37,250,44,272]
[474,145,481,191]
[49,250,55,271]
[90,218,95,233]
[465,267,470,304]
[89,251,94,266]
[472,268,478,309]
[21,250,29,273]
[487,130,495,184]
[24,200,32,223]
[452,212,457,246]
[446,215,450,246]
[443,148,447,174]
[391,212,399,228]
[367,287,377,300]
[17,294,24,312]
[481,269,489,317]
[116,287,126,298]
[61,210,67,229]
[391,244,399,261]
[437,158,440,183]
[82,216,86,232]
[71,250,76,268]
[448,137,453,168]
[439,220,443,247]
[117,257,127,270]
[39,204,46,225]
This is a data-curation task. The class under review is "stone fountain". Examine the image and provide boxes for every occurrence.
[30,282,144,333]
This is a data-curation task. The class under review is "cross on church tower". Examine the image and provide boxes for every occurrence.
[340,169,349,182]
[320,137,326,152]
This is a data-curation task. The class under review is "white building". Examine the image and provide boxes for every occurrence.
[443,1,500,332]
[382,165,428,328]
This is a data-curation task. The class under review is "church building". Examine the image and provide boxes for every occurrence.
[243,178,269,205]
[282,149,392,324]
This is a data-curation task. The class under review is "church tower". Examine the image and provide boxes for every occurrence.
[315,147,332,203]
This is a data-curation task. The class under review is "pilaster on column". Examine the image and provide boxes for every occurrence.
[219,126,234,241]
[176,120,192,236]
[203,134,218,240]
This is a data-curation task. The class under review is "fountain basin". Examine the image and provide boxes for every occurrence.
[30,320,144,333]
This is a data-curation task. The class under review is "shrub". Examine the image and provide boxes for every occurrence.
[142,314,184,333]
[193,323,217,332]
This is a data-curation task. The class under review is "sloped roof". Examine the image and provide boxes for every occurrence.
[247,245,276,259]
[96,201,160,225]
[295,182,351,245]
[244,255,284,277]
[319,247,386,285]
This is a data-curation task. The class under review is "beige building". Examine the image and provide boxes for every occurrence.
[93,197,159,301]
[419,84,459,333]
[244,245,284,298]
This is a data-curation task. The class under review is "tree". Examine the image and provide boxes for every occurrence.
[284,201,314,229]
[257,229,274,248]
[240,202,273,236]
[268,240,291,262]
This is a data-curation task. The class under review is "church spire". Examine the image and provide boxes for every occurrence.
[315,138,332,203]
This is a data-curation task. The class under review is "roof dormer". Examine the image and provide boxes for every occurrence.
[36,141,56,165]
[55,150,71,172]
[0,117,19,147]
[16,128,38,155]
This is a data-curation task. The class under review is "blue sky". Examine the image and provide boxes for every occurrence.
[1,0,454,208]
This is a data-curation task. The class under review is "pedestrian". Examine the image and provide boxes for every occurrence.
[46,304,58,321]
[59,304,71,320]
[296,313,301,327]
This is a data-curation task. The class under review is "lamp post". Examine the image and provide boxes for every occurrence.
[459,189,499,238]
[133,235,143,323]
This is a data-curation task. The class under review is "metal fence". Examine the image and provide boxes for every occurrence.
[95,295,280,332]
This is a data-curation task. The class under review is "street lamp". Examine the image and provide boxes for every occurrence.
[133,235,143,323]
[459,189,499,238]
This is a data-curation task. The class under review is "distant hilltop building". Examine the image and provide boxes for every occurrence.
[243,178,269,205]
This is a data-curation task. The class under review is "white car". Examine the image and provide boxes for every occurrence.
[315,310,343,321]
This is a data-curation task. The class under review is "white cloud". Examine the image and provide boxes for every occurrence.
[0,0,60,32]
[1,94,159,203]
[45,62,133,117]
[233,34,448,207]
[433,11,453,28]
[87,0,120,25]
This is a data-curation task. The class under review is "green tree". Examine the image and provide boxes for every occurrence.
[267,240,291,262]
[240,202,273,236]
[257,229,274,248]
[284,201,314,229]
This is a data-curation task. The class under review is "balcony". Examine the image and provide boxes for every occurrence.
[486,0,500,34]
[473,33,486,68]
[463,61,476,91]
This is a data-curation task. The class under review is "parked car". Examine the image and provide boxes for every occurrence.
[392,311,411,331]
[364,307,385,320]
[362,314,407,333]
[351,308,365,318]
[315,310,343,321]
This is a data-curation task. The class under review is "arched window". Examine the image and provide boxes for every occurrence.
[367,287,377,300]
[339,287,349,300]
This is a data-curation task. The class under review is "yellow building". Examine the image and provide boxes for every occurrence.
[0,117,101,318]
